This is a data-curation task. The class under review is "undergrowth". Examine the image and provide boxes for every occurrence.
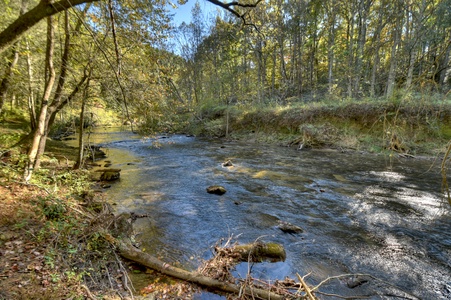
[0,131,133,299]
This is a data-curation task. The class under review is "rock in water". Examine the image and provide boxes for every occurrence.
[100,170,121,181]
[277,220,303,234]
[222,160,233,167]
[346,276,369,288]
[206,185,227,195]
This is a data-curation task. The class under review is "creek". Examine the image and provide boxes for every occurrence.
[74,128,451,299]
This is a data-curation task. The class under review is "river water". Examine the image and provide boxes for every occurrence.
[76,128,451,299]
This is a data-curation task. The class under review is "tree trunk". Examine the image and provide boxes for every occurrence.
[103,233,286,300]
[386,19,401,98]
[74,71,92,170]
[438,40,451,92]
[24,15,56,182]
[353,0,371,97]
[405,48,417,89]
[369,6,386,97]
[33,10,71,171]
[327,1,336,95]
[32,9,91,171]
[346,11,355,98]
[0,41,20,115]
[25,39,37,130]
[108,0,122,75]
[74,93,86,170]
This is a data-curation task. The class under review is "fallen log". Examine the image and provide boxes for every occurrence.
[102,232,286,300]
[228,242,286,262]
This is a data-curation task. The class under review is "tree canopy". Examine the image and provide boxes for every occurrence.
[0,0,450,179]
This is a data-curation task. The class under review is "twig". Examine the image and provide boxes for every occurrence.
[314,291,370,299]
[81,284,96,300]
[296,273,316,300]
[114,251,135,299]
[105,262,114,290]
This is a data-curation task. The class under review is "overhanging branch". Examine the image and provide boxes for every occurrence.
[206,0,262,25]
[0,0,101,54]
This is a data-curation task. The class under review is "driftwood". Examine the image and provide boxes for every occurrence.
[102,232,287,300]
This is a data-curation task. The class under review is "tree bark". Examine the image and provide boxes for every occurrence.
[24,15,56,182]
[103,233,286,300]
[33,10,71,170]
[0,41,20,115]
[386,17,402,98]
[25,39,37,130]
[369,3,387,97]
[326,0,336,95]
[74,69,92,170]
[353,0,371,97]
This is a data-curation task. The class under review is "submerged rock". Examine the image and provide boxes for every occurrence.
[346,275,369,288]
[277,221,303,234]
[206,185,227,195]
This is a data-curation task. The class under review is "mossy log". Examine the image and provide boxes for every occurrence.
[230,242,286,262]
[102,233,285,300]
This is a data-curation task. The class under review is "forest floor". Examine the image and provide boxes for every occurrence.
[0,117,199,299]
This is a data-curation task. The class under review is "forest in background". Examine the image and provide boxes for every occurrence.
[0,0,451,173]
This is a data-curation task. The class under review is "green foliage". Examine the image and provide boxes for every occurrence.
[55,169,92,195]
[0,131,23,148]
[39,196,67,221]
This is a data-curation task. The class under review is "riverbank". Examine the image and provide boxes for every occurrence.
[0,119,208,299]
[184,97,451,156]
[0,123,133,299]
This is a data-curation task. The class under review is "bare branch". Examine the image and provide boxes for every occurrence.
[206,0,262,27]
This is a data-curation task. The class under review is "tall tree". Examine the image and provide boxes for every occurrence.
[24,15,56,181]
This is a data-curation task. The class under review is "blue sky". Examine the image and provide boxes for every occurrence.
[168,0,219,26]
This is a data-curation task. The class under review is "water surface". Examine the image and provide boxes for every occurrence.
[79,129,451,299]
